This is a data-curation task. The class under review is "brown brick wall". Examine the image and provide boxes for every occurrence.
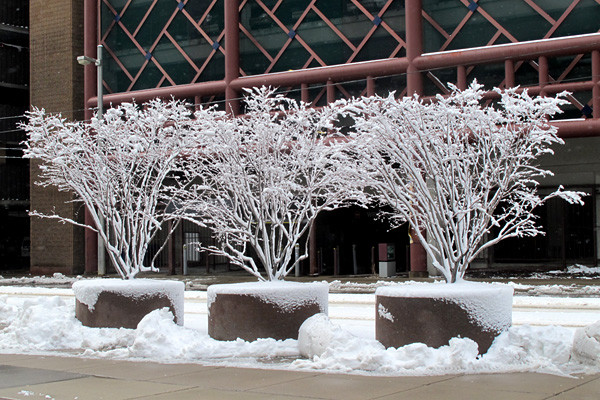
[29,0,85,274]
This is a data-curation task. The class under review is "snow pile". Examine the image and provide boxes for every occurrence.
[0,296,134,352]
[207,281,328,313]
[0,295,18,329]
[376,282,513,333]
[127,308,298,362]
[0,273,84,287]
[294,314,594,376]
[571,321,600,364]
[1,287,600,376]
[72,279,185,322]
[298,313,352,358]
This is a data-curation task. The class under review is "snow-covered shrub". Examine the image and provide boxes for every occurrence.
[344,82,583,283]
[22,100,201,279]
[171,87,365,281]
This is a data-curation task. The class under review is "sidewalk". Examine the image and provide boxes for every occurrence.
[1,353,599,400]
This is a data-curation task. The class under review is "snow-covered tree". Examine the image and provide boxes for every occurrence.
[171,87,365,281]
[344,82,584,283]
[22,99,200,279]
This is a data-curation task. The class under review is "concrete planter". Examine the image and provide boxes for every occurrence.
[73,279,185,329]
[375,282,513,354]
[207,281,328,341]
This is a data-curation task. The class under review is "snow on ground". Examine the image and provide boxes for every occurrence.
[1,285,600,377]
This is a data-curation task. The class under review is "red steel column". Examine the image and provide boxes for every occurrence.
[457,65,467,90]
[367,76,375,96]
[225,0,240,115]
[592,50,599,119]
[406,0,423,95]
[326,79,335,104]
[505,59,515,88]
[301,83,309,103]
[406,0,427,275]
[84,0,98,274]
[538,56,548,96]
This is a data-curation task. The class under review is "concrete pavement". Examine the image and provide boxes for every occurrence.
[1,353,599,400]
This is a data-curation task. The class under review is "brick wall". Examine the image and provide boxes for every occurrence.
[29,0,85,274]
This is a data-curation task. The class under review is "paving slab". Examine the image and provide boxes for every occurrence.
[0,355,120,372]
[76,359,215,381]
[140,387,313,400]
[151,366,320,391]
[547,376,600,400]
[0,365,84,389]
[249,372,454,400]
[0,376,186,400]
[440,372,591,395]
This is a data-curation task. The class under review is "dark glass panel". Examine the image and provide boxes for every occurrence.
[543,0,573,21]
[100,1,114,36]
[477,0,550,42]
[422,21,447,53]
[130,61,163,91]
[422,0,470,38]
[117,0,150,35]
[103,26,143,93]
[514,60,539,87]
[295,10,353,67]
[196,51,225,83]
[199,0,225,38]
[466,63,505,90]
[423,68,455,96]
[354,27,406,62]
[274,0,312,27]
[335,81,367,100]
[152,36,197,86]
[549,54,592,84]
[379,0,406,36]
[270,38,312,72]
[446,12,498,51]
[374,75,407,97]
[551,0,600,38]
[239,31,273,76]
[135,2,176,50]
[314,0,372,48]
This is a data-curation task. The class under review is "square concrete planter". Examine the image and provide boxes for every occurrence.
[207,281,328,341]
[375,282,513,354]
[73,279,185,329]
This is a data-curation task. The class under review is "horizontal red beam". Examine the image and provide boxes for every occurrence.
[230,58,410,89]
[90,80,227,108]
[552,119,600,138]
[415,33,600,70]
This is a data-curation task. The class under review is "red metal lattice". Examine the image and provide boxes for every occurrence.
[423,0,600,110]
[100,0,226,93]
[238,0,406,76]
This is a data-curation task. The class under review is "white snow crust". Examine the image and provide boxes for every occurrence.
[207,281,328,314]
[72,279,185,322]
[1,285,600,377]
[571,321,600,364]
[376,282,513,333]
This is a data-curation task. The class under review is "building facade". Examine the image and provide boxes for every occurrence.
[30,0,600,276]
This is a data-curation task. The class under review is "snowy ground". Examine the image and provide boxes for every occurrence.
[1,278,600,378]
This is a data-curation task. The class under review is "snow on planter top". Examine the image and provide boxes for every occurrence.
[72,279,185,318]
[207,281,328,314]
[376,281,513,333]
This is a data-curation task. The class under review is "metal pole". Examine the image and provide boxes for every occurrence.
[183,244,188,276]
[97,44,106,276]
